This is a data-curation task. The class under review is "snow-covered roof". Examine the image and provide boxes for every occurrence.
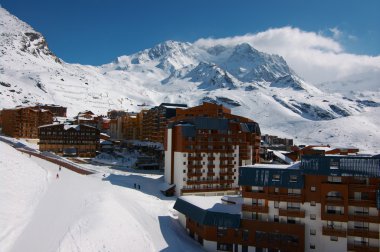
[271,150,294,164]
[64,125,80,130]
[179,196,241,215]
[159,182,175,192]
[243,162,301,170]
[311,146,333,151]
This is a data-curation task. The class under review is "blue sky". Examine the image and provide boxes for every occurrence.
[1,0,379,65]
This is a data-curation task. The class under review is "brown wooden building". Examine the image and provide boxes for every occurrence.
[1,107,53,138]
[142,103,187,143]
[32,104,67,117]
[38,124,100,157]
[122,111,145,140]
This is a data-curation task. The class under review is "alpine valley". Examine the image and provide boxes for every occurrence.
[1,7,379,152]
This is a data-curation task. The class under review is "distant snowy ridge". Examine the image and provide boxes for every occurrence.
[0,7,379,153]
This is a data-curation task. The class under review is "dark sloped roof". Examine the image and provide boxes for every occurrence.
[173,198,240,228]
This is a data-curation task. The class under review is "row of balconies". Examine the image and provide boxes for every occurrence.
[347,242,379,252]
[181,186,238,194]
[242,191,304,203]
[186,179,234,185]
[322,226,380,239]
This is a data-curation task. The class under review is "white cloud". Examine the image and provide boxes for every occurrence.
[194,27,380,90]
[329,27,342,40]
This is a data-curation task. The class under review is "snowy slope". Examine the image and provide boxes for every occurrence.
[0,141,202,252]
[0,7,379,152]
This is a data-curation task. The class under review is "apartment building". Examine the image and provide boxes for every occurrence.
[142,103,187,143]
[32,104,67,117]
[38,123,100,157]
[1,107,53,138]
[123,111,145,140]
[174,155,380,252]
[165,102,261,196]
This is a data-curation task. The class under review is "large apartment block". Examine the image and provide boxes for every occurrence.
[123,111,145,140]
[142,103,187,143]
[165,102,261,196]
[174,155,380,252]
[32,104,67,117]
[1,107,53,138]
[38,124,100,157]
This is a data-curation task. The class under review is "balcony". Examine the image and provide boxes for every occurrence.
[220,171,235,176]
[347,228,379,239]
[242,204,269,213]
[187,164,202,169]
[219,164,235,169]
[349,184,377,192]
[186,179,234,185]
[325,196,344,205]
[267,193,303,203]
[242,190,266,199]
[348,213,380,223]
[188,156,202,161]
[322,226,347,237]
[348,198,377,208]
[347,242,379,252]
[187,172,202,177]
[279,208,305,218]
[322,210,347,222]
[181,187,239,194]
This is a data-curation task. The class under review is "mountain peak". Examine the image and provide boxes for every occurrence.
[148,40,192,60]
[0,7,60,63]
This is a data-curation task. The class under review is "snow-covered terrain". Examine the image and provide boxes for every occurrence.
[0,7,379,152]
[0,141,202,252]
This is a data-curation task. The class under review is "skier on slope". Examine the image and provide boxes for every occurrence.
[56,173,59,179]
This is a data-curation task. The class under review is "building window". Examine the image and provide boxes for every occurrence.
[217,243,232,251]
[183,178,186,181]
[328,176,342,183]
[310,214,316,220]
[183,153,187,157]
[289,175,297,183]
[310,244,316,249]
[242,230,249,241]
[274,215,279,222]
[310,201,316,206]
[272,174,280,181]
[217,227,227,237]
[274,187,279,193]
[311,186,316,192]
[330,236,338,241]
[183,162,186,165]
[274,201,279,208]
[310,229,316,235]
[183,170,186,173]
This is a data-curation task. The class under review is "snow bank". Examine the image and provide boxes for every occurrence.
[0,142,48,251]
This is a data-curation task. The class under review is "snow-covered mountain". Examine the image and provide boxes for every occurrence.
[1,7,379,152]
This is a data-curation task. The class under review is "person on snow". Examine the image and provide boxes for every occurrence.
[56,173,59,179]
